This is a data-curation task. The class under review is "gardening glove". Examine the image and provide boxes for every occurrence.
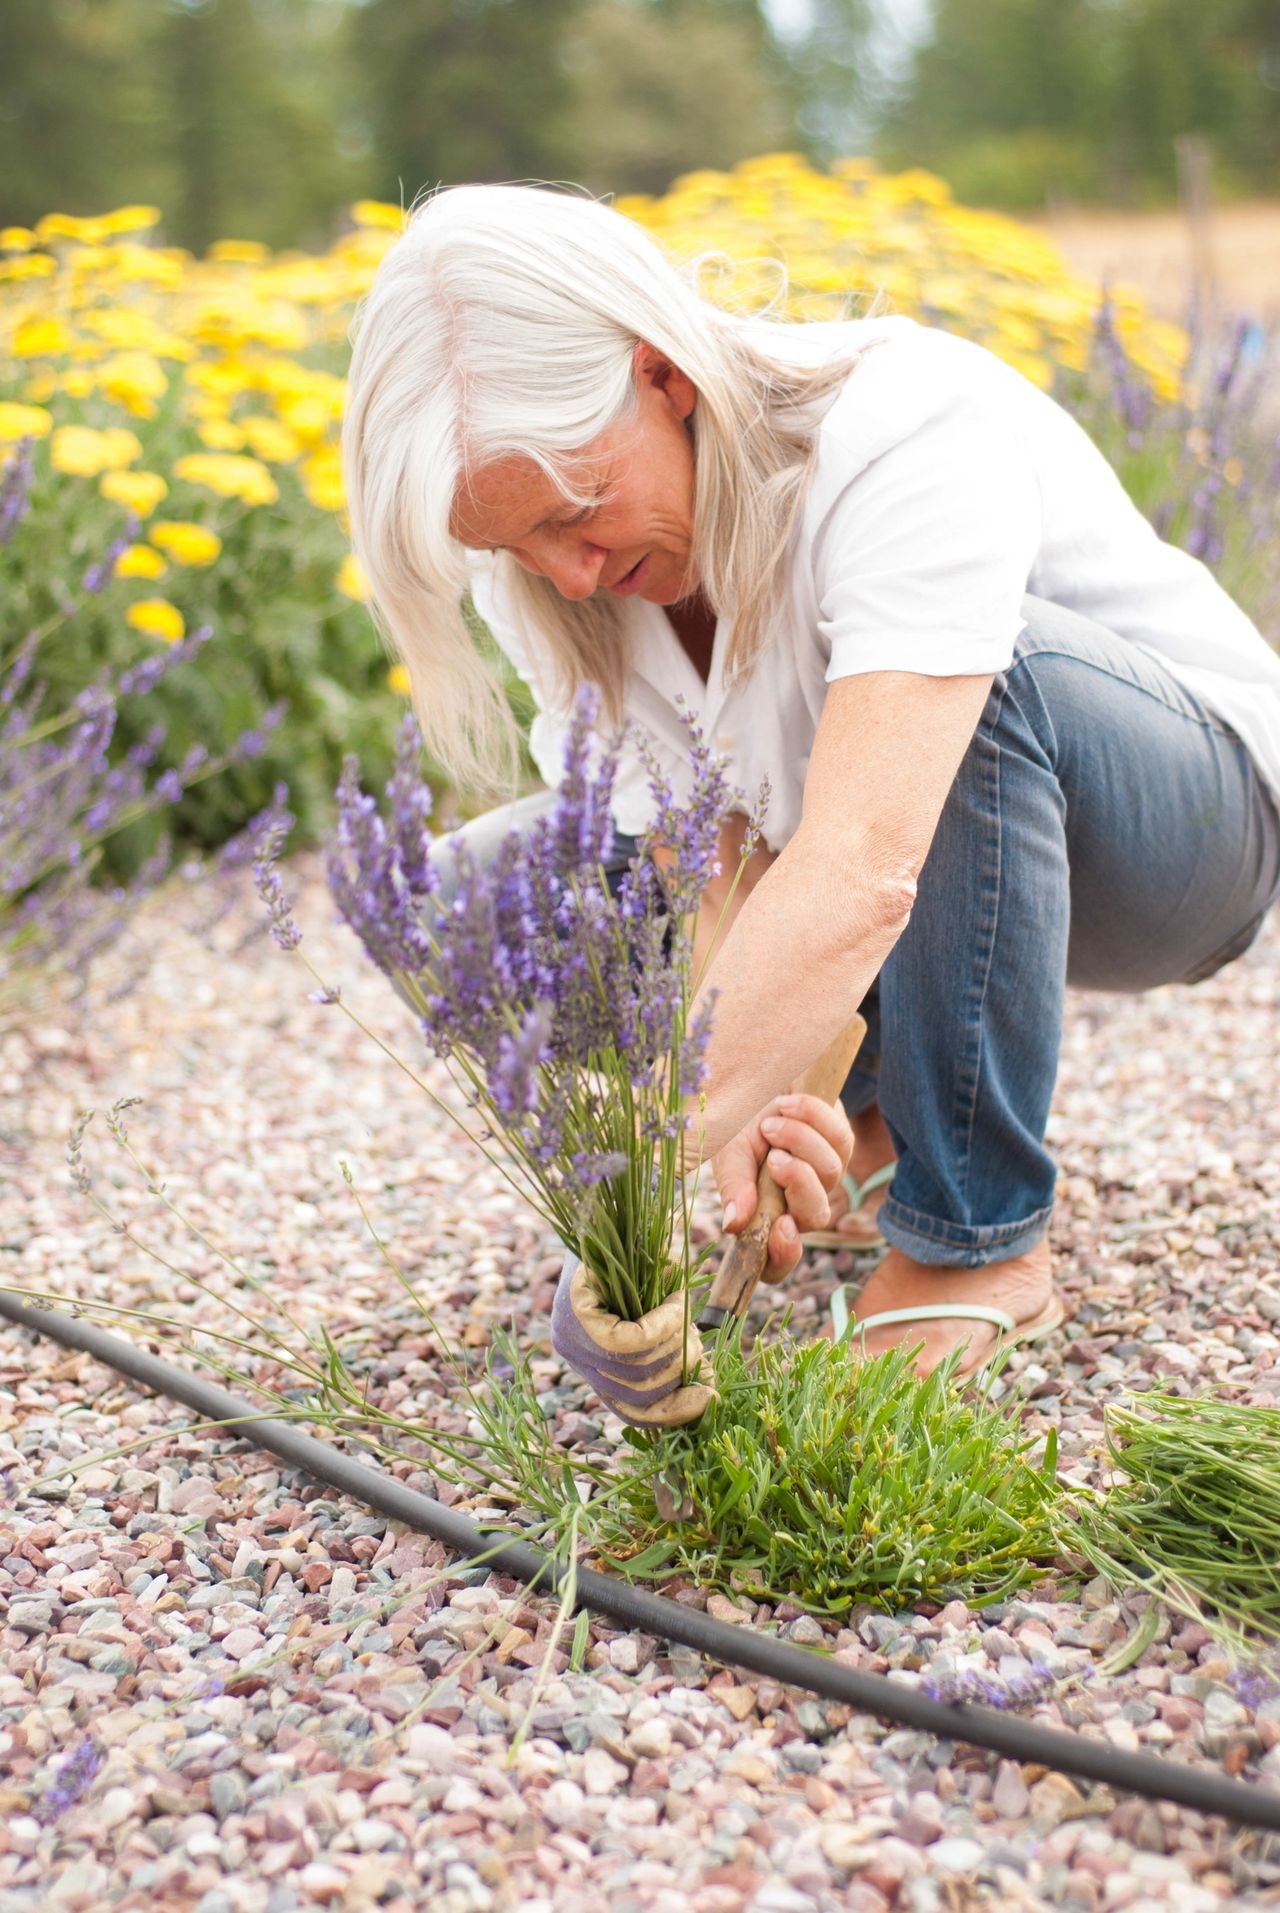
[551,1249,717,1428]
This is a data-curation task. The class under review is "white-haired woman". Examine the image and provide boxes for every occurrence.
[342,183,1280,1425]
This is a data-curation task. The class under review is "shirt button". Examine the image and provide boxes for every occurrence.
[715,734,735,751]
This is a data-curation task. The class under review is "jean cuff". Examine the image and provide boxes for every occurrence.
[877,1195,1054,1268]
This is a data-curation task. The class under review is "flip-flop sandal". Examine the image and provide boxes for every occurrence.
[828,1288,1068,1378]
[803,1161,896,1253]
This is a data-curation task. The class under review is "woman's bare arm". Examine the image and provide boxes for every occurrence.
[673,668,996,1165]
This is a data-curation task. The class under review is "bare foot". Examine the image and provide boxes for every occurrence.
[834,1239,1058,1378]
[824,1103,896,1244]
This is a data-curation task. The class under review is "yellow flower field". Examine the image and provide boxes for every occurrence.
[1,155,1186,635]
[9,158,1244,865]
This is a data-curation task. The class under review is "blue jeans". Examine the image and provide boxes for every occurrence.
[412,595,1280,1269]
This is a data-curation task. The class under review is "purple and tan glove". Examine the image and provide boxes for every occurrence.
[550,1250,717,1428]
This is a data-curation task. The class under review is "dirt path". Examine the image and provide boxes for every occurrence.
[1027,199,1280,325]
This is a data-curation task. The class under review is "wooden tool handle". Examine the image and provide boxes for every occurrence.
[697,1010,867,1332]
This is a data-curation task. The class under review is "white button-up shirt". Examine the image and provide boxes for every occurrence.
[469,314,1280,853]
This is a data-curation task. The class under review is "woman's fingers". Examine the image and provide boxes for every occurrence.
[762,1147,834,1236]
[714,1092,856,1258]
[768,1092,855,1169]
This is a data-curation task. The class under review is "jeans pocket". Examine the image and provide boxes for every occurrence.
[1181,908,1268,986]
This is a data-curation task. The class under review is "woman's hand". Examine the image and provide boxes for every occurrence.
[710,1091,855,1284]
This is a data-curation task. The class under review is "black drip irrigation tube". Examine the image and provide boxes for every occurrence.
[3,1292,1280,1835]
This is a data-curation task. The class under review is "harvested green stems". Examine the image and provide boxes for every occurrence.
[1066,1387,1280,1649]
[470,1318,1062,1615]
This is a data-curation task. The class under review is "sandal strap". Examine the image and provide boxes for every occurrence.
[853,1303,1016,1333]
[843,1161,897,1209]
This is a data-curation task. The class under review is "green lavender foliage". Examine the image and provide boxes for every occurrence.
[466,1319,1061,1616]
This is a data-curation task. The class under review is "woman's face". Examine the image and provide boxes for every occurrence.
[450,343,699,606]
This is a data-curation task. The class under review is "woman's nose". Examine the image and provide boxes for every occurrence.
[517,532,606,600]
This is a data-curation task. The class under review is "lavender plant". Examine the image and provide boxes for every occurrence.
[1063,304,1280,636]
[260,682,767,1323]
[1,440,287,1014]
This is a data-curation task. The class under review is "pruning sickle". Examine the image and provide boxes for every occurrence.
[696,1009,868,1335]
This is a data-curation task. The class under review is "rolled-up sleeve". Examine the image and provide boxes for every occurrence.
[815,396,1043,682]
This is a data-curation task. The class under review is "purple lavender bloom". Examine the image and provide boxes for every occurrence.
[116,625,213,698]
[490,998,554,1126]
[231,698,288,765]
[1091,293,1153,452]
[920,1659,1056,1710]
[0,437,35,546]
[1230,1663,1280,1710]
[81,512,141,595]
[251,789,302,952]
[35,1736,104,1823]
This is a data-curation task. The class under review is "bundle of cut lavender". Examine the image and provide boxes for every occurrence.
[258,684,764,1323]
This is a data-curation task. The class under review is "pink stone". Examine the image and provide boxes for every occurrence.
[221,1627,264,1660]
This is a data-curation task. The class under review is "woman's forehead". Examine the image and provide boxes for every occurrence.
[449,455,562,548]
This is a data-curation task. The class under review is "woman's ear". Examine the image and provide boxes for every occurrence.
[634,340,697,422]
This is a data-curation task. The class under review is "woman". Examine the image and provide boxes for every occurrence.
[342,182,1280,1425]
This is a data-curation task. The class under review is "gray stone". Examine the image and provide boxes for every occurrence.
[7,1601,55,1633]
[209,1771,247,1819]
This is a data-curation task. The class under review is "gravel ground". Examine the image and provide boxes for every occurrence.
[2,851,1280,1913]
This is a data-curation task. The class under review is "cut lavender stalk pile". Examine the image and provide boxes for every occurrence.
[3,854,1280,1906]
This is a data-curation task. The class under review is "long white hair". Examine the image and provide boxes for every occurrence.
[342,182,870,809]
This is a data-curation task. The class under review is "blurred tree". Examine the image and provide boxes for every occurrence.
[865,0,1280,208]
[350,0,587,198]
[0,0,174,228]
[555,0,792,195]
[164,0,364,255]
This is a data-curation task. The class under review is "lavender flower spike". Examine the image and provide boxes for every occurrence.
[35,1736,104,1823]
[251,783,301,951]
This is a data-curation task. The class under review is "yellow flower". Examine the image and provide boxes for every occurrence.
[51,424,139,476]
[97,349,169,419]
[198,419,248,451]
[21,372,58,403]
[81,308,195,359]
[60,369,97,399]
[277,394,331,443]
[100,469,169,516]
[173,451,278,505]
[99,206,163,236]
[116,544,168,580]
[36,212,109,245]
[351,201,406,231]
[300,445,344,511]
[239,415,302,463]
[0,255,57,282]
[126,598,185,643]
[337,553,368,600]
[1,227,38,251]
[0,401,53,442]
[149,520,222,567]
[388,663,412,696]
[208,239,270,264]
[11,315,76,357]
